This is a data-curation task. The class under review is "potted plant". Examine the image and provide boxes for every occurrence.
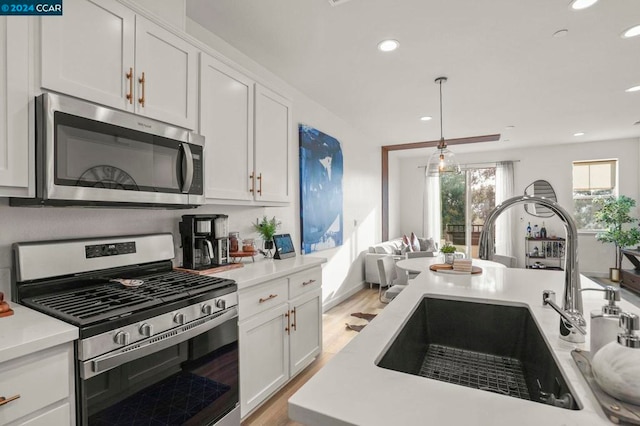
[440,241,457,265]
[252,216,281,256]
[594,195,640,282]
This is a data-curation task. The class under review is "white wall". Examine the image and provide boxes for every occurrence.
[393,138,640,276]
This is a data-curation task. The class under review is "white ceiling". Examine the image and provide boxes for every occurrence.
[186,0,640,153]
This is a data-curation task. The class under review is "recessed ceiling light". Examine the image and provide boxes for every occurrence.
[569,0,598,10]
[622,25,640,39]
[420,116,432,121]
[574,132,585,136]
[626,86,640,93]
[377,39,399,52]
[553,29,569,38]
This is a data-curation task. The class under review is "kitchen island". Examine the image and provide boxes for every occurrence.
[289,262,637,425]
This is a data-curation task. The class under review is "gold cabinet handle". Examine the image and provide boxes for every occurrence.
[258,293,277,303]
[257,173,262,195]
[125,67,133,104]
[291,307,297,331]
[302,279,316,286]
[0,394,20,407]
[249,172,255,194]
[285,311,290,335]
[138,72,145,107]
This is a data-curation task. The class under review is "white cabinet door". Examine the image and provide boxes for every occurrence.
[0,17,30,196]
[239,303,290,417]
[135,16,198,130]
[41,0,135,111]
[254,84,291,203]
[289,289,322,377]
[200,54,254,201]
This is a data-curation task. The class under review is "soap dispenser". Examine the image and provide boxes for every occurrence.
[586,286,621,355]
[591,312,640,405]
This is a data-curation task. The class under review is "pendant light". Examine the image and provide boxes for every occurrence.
[426,76,461,177]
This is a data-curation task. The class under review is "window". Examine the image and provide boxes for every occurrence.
[572,159,618,230]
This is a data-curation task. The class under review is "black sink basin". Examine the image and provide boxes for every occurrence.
[376,297,581,410]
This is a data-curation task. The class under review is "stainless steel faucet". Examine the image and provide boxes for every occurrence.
[479,195,586,343]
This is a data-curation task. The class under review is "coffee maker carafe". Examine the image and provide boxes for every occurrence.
[179,215,219,270]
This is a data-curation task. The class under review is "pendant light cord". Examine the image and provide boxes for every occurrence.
[439,79,444,144]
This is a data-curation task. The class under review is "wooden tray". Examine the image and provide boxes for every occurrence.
[429,264,483,274]
[175,263,244,275]
[230,250,258,258]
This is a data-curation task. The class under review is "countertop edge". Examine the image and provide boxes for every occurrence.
[0,304,79,364]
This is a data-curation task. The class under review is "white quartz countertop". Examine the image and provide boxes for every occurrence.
[0,303,78,364]
[209,255,326,289]
[289,262,639,425]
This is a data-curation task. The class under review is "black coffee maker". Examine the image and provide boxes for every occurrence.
[180,215,228,269]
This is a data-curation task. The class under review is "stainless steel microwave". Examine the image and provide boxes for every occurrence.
[12,93,204,208]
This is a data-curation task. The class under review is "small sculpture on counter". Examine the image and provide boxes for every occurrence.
[0,292,14,317]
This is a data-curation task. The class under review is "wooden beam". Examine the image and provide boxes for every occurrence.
[381,134,501,241]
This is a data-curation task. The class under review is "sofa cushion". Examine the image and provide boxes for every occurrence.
[410,232,420,251]
[418,237,437,252]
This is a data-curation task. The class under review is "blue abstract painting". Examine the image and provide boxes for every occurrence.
[299,124,343,254]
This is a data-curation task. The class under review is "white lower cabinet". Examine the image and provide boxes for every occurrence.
[0,342,75,426]
[238,266,322,418]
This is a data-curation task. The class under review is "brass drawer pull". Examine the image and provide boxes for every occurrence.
[285,311,290,335]
[291,307,297,331]
[257,173,262,195]
[302,279,316,286]
[249,172,255,193]
[125,67,133,104]
[138,72,146,107]
[259,294,277,303]
[0,394,20,407]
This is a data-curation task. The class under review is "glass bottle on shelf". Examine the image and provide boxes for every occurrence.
[526,222,532,238]
[533,224,539,238]
[540,222,547,238]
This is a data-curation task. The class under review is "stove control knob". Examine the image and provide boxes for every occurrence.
[215,299,227,310]
[201,304,213,315]
[139,323,153,337]
[114,331,130,346]
[174,312,186,325]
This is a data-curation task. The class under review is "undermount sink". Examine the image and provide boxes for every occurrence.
[376,296,582,410]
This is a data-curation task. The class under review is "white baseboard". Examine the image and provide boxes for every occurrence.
[322,281,367,312]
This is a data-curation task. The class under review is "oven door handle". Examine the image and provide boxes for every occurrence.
[81,307,237,379]
[180,142,194,193]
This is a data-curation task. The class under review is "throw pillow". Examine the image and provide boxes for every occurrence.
[402,234,414,252]
[410,232,420,252]
[418,237,437,252]
[400,242,412,254]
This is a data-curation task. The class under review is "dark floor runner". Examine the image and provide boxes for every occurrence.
[90,372,230,426]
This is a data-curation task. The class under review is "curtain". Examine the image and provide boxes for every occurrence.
[495,161,515,256]
[422,171,441,245]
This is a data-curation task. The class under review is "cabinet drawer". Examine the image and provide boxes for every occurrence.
[239,278,288,320]
[289,267,322,299]
[0,344,71,425]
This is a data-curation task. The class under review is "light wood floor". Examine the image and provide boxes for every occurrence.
[241,287,385,426]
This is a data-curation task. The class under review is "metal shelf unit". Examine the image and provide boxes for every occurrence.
[525,237,565,271]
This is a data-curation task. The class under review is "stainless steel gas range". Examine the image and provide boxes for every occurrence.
[12,233,240,426]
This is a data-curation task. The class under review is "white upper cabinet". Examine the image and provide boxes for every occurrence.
[254,84,292,203]
[0,17,31,196]
[200,53,254,201]
[199,59,292,205]
[41,0,135,112]
[41,0,197,130]
[134,16,197,129]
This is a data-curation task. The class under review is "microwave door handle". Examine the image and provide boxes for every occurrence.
[180,143,194,193]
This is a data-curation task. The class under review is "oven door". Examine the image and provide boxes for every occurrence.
[37,93,204,207]
[79,312,239,426]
